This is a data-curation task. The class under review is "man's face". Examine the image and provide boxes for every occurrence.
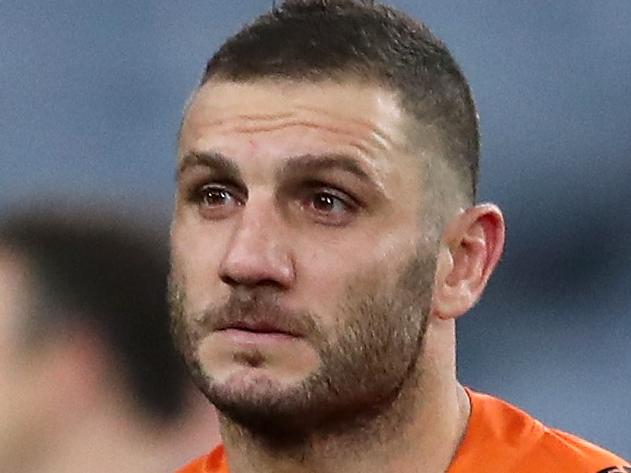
[170,79,439,434]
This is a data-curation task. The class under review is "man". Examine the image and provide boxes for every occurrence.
[169,1,630,472]
[0,209,219,473]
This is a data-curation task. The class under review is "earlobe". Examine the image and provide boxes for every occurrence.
[431,204,505,320]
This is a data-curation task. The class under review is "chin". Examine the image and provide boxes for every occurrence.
[195,358,305,405]
[220,366,299,394]
[201,369,317,436]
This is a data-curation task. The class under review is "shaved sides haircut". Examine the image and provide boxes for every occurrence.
[198,0,480,204]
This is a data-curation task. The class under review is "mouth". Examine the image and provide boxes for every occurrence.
[216,321,301,338]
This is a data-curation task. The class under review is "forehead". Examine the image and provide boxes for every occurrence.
[179,79,410,160]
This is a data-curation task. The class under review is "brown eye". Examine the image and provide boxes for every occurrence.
[311,192,348,212]
[304,190,357,226]
[195,184,243,219]
[312,193,339,212]
[202,186,234,207]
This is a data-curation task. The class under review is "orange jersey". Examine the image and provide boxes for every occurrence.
[176,389,629,473]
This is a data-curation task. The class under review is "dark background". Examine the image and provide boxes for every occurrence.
[1,0,629,457]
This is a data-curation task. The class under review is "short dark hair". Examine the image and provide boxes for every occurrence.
[201,0,479,202]
[0,210,188,422]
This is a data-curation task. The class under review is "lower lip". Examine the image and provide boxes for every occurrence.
[217,328,299,346]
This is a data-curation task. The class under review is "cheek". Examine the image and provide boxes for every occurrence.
[171,215,228,311]
[293,230,416,324]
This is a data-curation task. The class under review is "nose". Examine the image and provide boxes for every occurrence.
[218,198,295,290]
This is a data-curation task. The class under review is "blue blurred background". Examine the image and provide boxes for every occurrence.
[1,0,629,457]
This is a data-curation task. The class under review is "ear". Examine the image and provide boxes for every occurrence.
[431,203,505,320]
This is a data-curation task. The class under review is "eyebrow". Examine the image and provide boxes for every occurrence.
[177,151,383,193]
[276,154,375,183]
[176,151,241,181]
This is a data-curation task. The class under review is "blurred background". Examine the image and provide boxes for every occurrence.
[1,0,629,460]
[0,209,220,472]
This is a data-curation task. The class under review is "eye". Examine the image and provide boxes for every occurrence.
[195,184,243,219]
[201,186,234,206]
[311,193,345,213]
[303,189,358,226]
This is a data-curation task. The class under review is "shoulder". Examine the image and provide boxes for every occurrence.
[175,445,227,473]
[448,389,629,473]
[523,426,629,473]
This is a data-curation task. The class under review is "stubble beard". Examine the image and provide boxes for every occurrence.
[169,249,436,443]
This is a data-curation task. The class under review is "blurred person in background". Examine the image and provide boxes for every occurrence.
[0,208,220,473]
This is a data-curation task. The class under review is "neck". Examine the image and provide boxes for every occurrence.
[221,318,470,473]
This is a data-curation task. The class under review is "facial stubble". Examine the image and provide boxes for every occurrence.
[169,248,436,442]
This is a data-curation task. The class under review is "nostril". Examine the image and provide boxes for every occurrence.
[219,270,286,290]
[217,231,296,289]
[219,273,239,287]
